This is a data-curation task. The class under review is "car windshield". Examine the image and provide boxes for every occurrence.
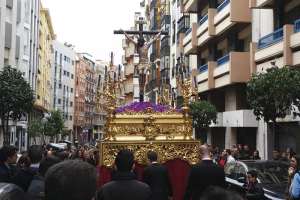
[248,163,289,184]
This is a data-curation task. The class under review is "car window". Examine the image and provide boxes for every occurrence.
[235,163,246,180]
[224,164,236,180]
[250,164,289,184]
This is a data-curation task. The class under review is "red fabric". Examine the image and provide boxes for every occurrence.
[97,159,191,200]
[220,158,226,166]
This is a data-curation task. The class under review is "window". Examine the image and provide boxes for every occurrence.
[59,84,62,89]
[55,51,57,62]
[53,98,56,109]
[54,82,56,93]
[76,76,78,85]
[70,116,73,120]
[71,74,74,79]
[60,53,62,64]
[64,55,67,61]
[64,70,66,75]
[71,88,73,93]
[224,164,236,179]
[67,72,70,77]
[65,115,68,119]
[72,60,74,65]
[58,99,61,104]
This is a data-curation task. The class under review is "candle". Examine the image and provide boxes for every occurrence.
[172,92,175,100]
[194,76,197,88]
[114,72,116,83]
[181,74,184,84]
[180,53,184,64]
[169,84,171,93]
[187,66,190,76]
[108,75,111,83]
[105,65,107,76]
[176,64,178,75]
[98,75,101,86]
[118,64,121,77]
[111,52,114,64]
[103,85,105,91]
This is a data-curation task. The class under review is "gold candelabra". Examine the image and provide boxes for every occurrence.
[157,83,172,108]
[96,52,123,141]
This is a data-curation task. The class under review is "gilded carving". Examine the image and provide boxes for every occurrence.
[99,141,201,168]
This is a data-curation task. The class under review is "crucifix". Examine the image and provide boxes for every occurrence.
[114,20,168,102]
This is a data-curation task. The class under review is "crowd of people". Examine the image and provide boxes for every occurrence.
[0,143,300,200]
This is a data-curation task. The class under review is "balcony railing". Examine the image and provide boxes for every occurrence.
[186,27,192,36]
[217,54,230,67]
[150,50,159,61]
[177,15,190,33]
[161,36,170,49]
[200,64,208,73]
[295,19,300,33]
[258,28,283,49]
[199,14,208,26]
[217,0,230,12]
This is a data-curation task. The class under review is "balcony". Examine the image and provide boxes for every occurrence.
[122,55,127,65]
[209,112,223,127]
[180,0,202,13]
[197,61,216,92]
[125,63,134,77]
[125,82,133,94]
[150,50,160,63]
[183,23,199,54]
[213,52,250,89]
[258,28,283,49]
[223,110,258,127]
[84,123,93,129]
[249,0,292,9]
[125,44,134,60]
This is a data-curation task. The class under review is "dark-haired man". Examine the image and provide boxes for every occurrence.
[27,156,62,200]
[246,170,264,200]
[0,145,19,183]
[182,145,226,200]
[87,150,98,167]
[11,145,43,192]
[142,151,173,200]
[45,160,98,200]
[98,149,152,200]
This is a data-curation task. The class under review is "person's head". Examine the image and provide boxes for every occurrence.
[233,148,239,155]
[45,160,98,200]
[58,152,69,161]
[16,155,30,169]
[287,148,294,154]
[39,157,62,176]
[198,145,210,159]
[137,37,145,47]
[93,150,98,158]
[28,145,43,164]
[244,145,249,151]
[209,149,216,160]
[0,145,19,165]
[148,151,158,162]
[200,186,243,200]
[247,170,257,183]
[273,148,280,158]
[291,155,300,172]
[215,146,220,153]
[115,149,134,172]
[47,151,53,157]
[89,149,94,157]
[281,152,287,158]
[238,144,242,151]
[253,150,259,158]
[225,149,231,157]
[21,151,28,156]
[83,151,90,160]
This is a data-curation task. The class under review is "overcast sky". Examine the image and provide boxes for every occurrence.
[41,0,144,64]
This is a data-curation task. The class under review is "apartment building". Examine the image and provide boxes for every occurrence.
[180,0,300,158]
[74,54,87,144]
[50,40,76,142]
[0,0,40,149]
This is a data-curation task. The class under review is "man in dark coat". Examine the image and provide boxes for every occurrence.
[182,145,226,200]
[87,150,98,167]
[11,145,42,192]
[27,157,62,200]
[98,149,152,200]
[0,145,19,183]
[142,151,173,200]
[246,170,264,200]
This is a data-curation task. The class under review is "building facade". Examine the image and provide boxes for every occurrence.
[0,0,40,149]
[51,40,75,142]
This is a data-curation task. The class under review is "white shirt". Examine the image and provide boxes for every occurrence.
[227,155,235,163]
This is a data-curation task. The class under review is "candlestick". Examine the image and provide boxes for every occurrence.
[105,65,107,76]
[98,75,101,86]
[118,64,121,76]
[114,72,116,83]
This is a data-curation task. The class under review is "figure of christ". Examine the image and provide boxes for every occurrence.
[121,29,162,101]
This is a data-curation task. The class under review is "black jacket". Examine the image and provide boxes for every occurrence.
[98,171,152,200]
[27,173,45,200]
[0,162,11,183]
[111,167,138,181]
[245,180,264,200]
[142,163,173,200]
[11,167,38,193]
[182,159,226,200]
[87,156,98,167]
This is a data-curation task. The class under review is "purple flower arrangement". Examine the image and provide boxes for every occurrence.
[116,102,183,115]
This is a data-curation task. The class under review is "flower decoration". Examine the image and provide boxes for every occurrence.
[116,102,183,115]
